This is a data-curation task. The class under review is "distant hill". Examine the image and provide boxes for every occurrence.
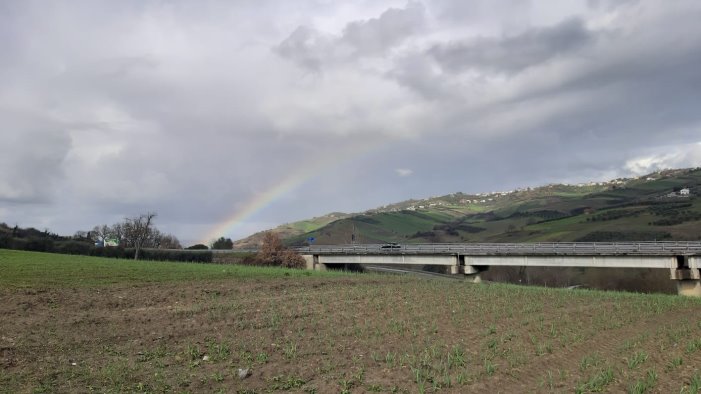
[234,167,701,247]
[233,212,351,249]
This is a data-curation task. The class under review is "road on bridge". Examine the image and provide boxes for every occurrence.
[297,241,701,256]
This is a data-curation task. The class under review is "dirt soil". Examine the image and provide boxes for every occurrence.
[2,276,701,393]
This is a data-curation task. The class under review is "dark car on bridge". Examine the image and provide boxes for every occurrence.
[380,243,402,249]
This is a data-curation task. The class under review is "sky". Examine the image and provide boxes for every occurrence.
[2,0,701,246]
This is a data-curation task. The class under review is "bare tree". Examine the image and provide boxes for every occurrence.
[110,223,125,246]
[73,230,89,240]
[123,212,157,259]
[158,233,182,249]
[91,224,111,244]
[149,228,163,248]
[146,229,182,249]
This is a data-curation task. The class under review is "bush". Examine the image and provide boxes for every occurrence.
[84,246,213,262]
[54,241,92,255]
[279,249,305,269]
[137,249,213,263]
[211,237,233,250]
[239,255,264,266]
[411,231,436,238]
[0,233,11,248]
[587,209,644,222]
[255,232,305,269]
[433,223,486,234]
[90,247,128,259]
[575,231,672,242]
[24,238,54,252]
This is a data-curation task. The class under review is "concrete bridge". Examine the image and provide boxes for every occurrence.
[298,242,701,297]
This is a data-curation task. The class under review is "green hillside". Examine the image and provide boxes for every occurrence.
[235,168,701,246]
[233,212,350,248]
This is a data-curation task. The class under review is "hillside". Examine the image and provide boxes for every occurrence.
[233,212,351,248]
[234,168,701,247]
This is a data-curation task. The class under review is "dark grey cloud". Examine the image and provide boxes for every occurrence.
[432,0,532,30]
[0,114,71,203]
[2,0,701,244]
[430,18,594,74]
[586,0,639,10]
[274,26,325,73]
[341,2,426,55]
[275,2,426,72]
[388,54,455,101]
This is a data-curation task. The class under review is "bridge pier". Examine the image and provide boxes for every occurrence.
[670,256,701,297]
[677,280,701,297]
[302,254,328,271]
[464,265,484,283]
[302,255,315,270]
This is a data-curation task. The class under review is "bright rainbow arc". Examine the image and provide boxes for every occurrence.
[198,143,383,245]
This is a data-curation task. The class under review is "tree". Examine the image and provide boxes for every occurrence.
[147,228,181,249]
[110,223,125,246]
[123,212,157,260]
[73,230,89,240]
[87,213,180,255]
[91,224,111,244]
[211,236,234,250]
[257,232,305,268]
[157,233,182,249]
[257,232,284,265]
[186,244,209,250]
[148,228,163,248]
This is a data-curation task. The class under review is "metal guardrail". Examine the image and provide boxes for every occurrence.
[296,242,701,256]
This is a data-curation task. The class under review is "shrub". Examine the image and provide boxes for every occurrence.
[211,237,233,250]
[575,231,672,242]
[138,249,212,263]
[0,233,11,248]
[255,232,305,269]
[240,255,264,266]
[54,241,92,255]
[280,249,305,269]
[24,238,54,252]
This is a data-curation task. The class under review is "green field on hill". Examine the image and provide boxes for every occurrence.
[233,168,701,247]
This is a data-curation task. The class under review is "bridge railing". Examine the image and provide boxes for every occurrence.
[296,241,701,256]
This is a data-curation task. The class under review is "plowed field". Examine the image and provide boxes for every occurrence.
[2,250,701,393]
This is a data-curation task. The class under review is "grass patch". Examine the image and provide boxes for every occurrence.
[0,249,342,288]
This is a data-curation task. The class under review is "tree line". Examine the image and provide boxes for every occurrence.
[1,220,307,268]
[79,212,182,259]
[0,212,195,261]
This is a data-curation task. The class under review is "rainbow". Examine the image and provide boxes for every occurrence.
[198,143,383,244]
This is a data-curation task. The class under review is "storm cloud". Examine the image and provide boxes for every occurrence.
[2,0,701,244]
[429,18,594,74]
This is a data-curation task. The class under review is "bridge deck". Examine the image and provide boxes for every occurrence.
[298,242,701,256]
